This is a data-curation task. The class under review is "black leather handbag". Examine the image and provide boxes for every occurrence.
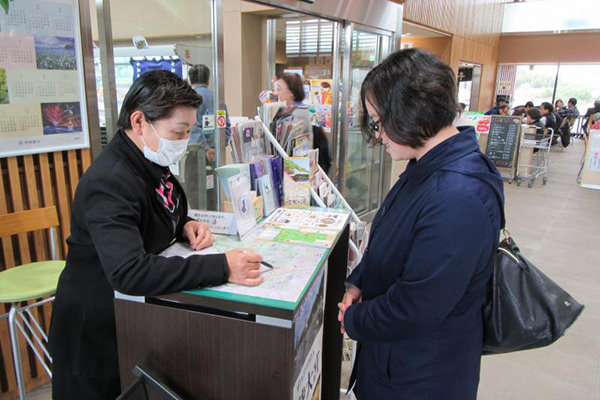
[482,231,584,354]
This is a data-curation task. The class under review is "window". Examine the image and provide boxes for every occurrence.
[555,65,600,113]
[285,19,334,57]
[511,64,600,112]
[512,64,559,108]
[503,0,600,33]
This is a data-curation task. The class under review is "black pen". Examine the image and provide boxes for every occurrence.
[261,261,274,269]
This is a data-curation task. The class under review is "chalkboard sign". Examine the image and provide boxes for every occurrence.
[485,116,521,168]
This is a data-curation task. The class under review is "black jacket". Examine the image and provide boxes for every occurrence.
[542,112,556,131]
[49,130,229,385]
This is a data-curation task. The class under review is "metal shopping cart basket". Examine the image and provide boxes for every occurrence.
[516,127,554,188]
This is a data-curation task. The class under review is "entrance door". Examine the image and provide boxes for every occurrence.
[339,24,392,218]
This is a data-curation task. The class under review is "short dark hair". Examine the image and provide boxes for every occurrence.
[541,102,554,113]
[188,64,210,85]
[527,108,541,121]
[117,70,202,129]
[496,99,506,107]
[568,97,577,106]
[554,99,563,107]
[279,73,305,102]
[360,48,458,148]
[525,101,534,108]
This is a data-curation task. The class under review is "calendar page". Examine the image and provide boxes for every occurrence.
[0,0,89,157]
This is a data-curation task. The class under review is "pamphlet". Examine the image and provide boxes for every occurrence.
[228,173,256,239]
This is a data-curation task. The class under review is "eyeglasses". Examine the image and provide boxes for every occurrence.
[368,116,383,145]
[368,116,381,133]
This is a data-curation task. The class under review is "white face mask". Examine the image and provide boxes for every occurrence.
[142,123,189,167]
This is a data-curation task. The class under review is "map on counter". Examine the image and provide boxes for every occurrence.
[255,225,338,248]
[160,235,328,307]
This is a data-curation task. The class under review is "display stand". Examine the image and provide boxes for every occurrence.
[254,117,366,272]
[115,209,350,400]
[580,129,600,189]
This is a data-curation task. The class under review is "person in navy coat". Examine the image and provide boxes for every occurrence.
[338,49,505,399]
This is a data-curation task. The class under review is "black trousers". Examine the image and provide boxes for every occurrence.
[52,363,121,400]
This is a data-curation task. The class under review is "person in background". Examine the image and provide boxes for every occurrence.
[312,125,332,174]
[557,97,580,121]
[459,102,467,113]
[583,99,600,135]
[188,64,231,152]
[526,107,545,137]
[272,73,313,137]
[484,99,506,115]
[540,102,556,131]
[554,99,564,110]
[498,104,510,116]
[49,71,263,400]
[512,101,534,117]
[338,48,504,400]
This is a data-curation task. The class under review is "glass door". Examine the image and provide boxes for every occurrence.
[339,25,391,218]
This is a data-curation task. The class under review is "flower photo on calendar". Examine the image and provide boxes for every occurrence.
[34,36,77,71]
[0,69,8,104]
[40,102,81,135]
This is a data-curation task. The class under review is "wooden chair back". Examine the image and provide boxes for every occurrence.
[0,207,59,238]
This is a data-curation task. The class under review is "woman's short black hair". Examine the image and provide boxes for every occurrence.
[360,48,458,148]
[279,73,305,102]
[117,70,202,129]
[527,108,541,121]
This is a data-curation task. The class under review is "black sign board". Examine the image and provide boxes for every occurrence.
[485,116,521,168]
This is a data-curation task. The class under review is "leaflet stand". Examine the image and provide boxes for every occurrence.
[254,117,366,273]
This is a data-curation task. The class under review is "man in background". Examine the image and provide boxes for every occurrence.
[484,99,506,115]
[557,97,580,121]
[188,64,231,149]
[512,101,534,117]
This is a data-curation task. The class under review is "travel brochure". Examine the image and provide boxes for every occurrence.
[255,208,348,248]
[283,157,311,208]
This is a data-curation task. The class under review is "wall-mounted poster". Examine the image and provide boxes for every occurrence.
[0,0,90,157]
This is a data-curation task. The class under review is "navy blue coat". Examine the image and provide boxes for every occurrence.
[344,127,504,400]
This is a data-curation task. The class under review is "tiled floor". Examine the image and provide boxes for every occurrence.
[27,138,599,400]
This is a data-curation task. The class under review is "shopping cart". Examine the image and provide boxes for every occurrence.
[515,127,554,188]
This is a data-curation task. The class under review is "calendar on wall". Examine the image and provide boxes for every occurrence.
[0,0,90,157]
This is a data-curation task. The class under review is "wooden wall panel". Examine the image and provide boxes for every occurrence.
[403,0,505,111]
[498,32,600,64]
[0,148,92,400]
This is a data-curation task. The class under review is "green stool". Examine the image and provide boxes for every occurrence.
[0,207,65,400]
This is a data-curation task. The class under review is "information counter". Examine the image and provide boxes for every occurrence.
[114,208,350,400]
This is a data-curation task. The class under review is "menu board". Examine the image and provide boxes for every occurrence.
[0,0,89,157]
[485,116,521,169]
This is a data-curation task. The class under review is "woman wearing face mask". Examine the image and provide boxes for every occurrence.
[49,70,263,400]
